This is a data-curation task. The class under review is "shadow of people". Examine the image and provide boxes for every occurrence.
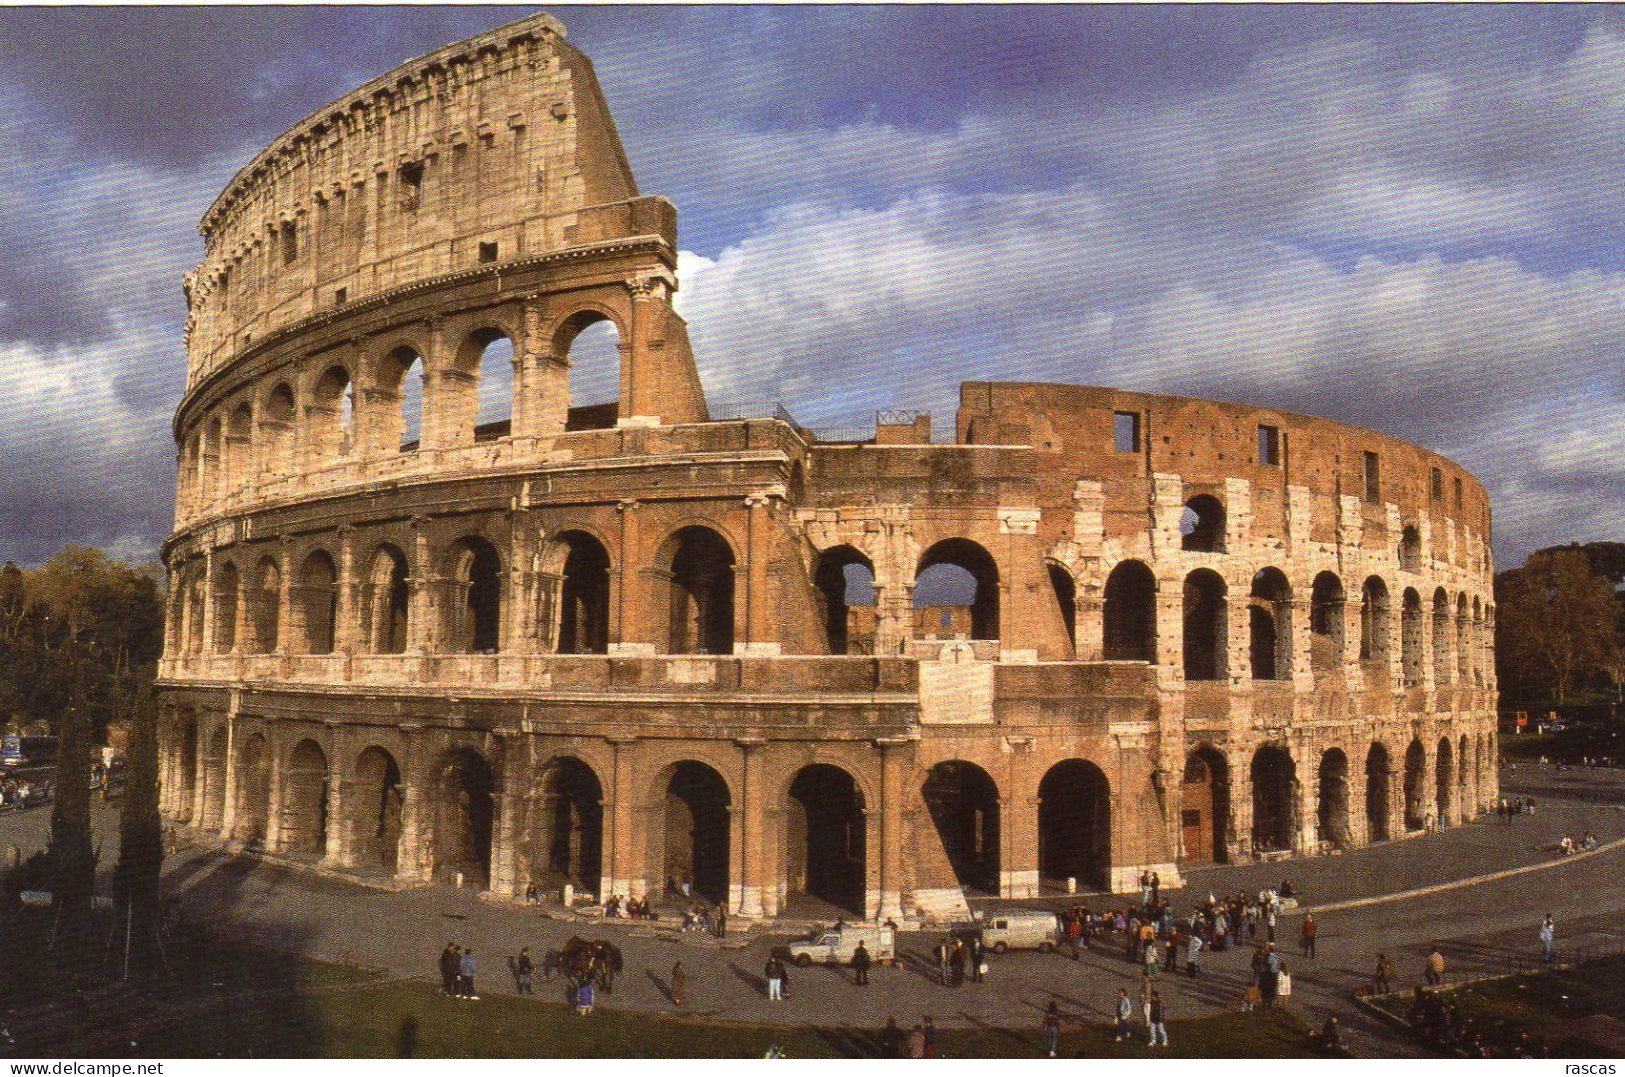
[728,961,768,996]
[646,968,674,1003]
[395,1016,418,1058]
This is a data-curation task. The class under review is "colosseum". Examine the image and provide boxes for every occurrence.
[156,12,1499,923]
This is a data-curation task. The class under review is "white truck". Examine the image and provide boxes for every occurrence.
[977,910,1061,953]
[786,924,897,967]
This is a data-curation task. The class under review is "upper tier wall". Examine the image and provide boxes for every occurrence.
[182,12,638,388]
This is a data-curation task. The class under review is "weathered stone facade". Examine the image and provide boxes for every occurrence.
[157,13,1498,923]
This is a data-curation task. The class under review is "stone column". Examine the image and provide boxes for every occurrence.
[736,738,767,917]
[1342,595,1365,694]
[324,776,351,867]
[274,536,294,659]
[1156,580,1185,679]
[394,725,431,882]
[611,500,647,653]
[218,711,239,841]
[606,735,637,901]
[263,733,286,852]
[334,526,360,655]
[875,737,909,921]
[200,550,218,659]
[407,518,435,654]
[740,493,779,655]
[1225,577,1249,685]
[1074,582,1104,662]
[489,736,526,897]
[1289,597,1313,690]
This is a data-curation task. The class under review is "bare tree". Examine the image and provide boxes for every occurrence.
[1497,549,1616,706]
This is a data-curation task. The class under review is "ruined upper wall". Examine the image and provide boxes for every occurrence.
[182,12,642,386]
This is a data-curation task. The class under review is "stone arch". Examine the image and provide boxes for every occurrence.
[281,738,330,857]
[1399,525,1422,573]
[652,759,732,905]
[1103,559,1157,662]
[813,544,876,656]
[554,306,626,432]
[201,415,222,501]
[351,745,403,872]
[1403,737,1427,831]
[1037,759,1111,890]
[261,381,297,475]
[1472,596,1486,687]
[465,326,516,440]
[364,544,410,654]
[1250,744,1296,853]
[376,344,426,453]
[1249,567,1292,681]
[309,364,355,460]
[431,747,495,886]
[183,567,206,654]
[522,755,604,899]
[247,556,280,654]
[786,763,867,915]
[1310,571,1345,678]
[1183,568,1228,681]
[916,538,1000,642]
[1401,588,1424,687]
[550,530,612,654]
[1365,742,1391,842]
[1435,735,1454,826]
[212,560,240,654]
[1316,748,1350,848]
[1360,575,1391,668]
[1047,561,1078,659]
[1456,594,1472,683]
[1458,733,1472,821]
[921,760,1000,895]
[295,549,338,654]
[1181,745,1230,864]
[659,525,736,655]
[444,536,503,653]
[1181,494,1226,553]
[174,717,198,822]
[234,731,270,843]
[226,401,254,494]
[1432,587,1453,686]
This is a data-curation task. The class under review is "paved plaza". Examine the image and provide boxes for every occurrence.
[6,767,1623,1057]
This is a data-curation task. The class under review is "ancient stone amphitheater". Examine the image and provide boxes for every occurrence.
[157,13,1498,922]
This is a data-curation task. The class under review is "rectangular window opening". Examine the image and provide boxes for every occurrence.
[1453,476,1463,512]
[1258,424,1281,466]
[279,220,298,265]
[333,286,347,306]
[1363,450,1381,503]
[1114,411,1141,454]
[398,161,423,212]
[478,241,499,263]
[1430,466,1443,501]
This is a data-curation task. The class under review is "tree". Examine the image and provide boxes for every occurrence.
[114,687,164,979]
[1496,548,1617,706]
[47,700,96,960]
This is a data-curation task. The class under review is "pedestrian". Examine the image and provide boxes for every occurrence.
[1321,1015,1342,1053]
[1115,987,1133,1042]
[853,940,872,986]
[575,980,595,1016]
[671,960,686,1006]
[765,955,787,1001]
[1185,932,1202,977]
[880,1016,904,1058]
[923,1016,938,1058]
[1139,869,1152,908]
[1139,973,1154,1028]
[440,942,460,995]
[1242,982,1261,1012]
[1374,952,1394,995]
[949,937,966,986]
[1043,1001,1061,1058]
[969,934,984,983]
[514,946,534,995]
[1277,961,1292,1003]
[936,939,951,986]
[1150,870,1161,905]
[1265,901,1278,943]
[1147,990,1168,1047]
[1425,945,1446,987]
[1300,912,1318,959]
[1499,798,1509,824]
[907,1024,926,1059]
[716,903,727,939]
[1143,938,1160,977]
[1540,914,1555,964]
[458,948,478,1000]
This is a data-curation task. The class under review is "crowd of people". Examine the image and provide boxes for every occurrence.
[1409,989,1554,1058]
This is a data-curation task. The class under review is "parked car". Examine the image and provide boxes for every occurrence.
[785,923,897,967]
[975,910,1060,953]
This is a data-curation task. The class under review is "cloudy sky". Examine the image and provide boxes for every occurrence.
[1,5,1622,569]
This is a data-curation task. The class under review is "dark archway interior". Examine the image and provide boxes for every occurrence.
[1183,570,1226,681]
[300,552,338,655]
[177,722,198,822]
[1365,743,1390,843]
[460,540,503,654]
[354,747,402,872]
[1104,560,1156,662]
[1361,577,1390,664]
[557,532,611,654]
[1435,738,1454,825]
[922,760,1000,894]
[436,749,494,886]
[788,765,866,914]
[917,539,1000,641]
[664,761,730,904]
[1048,564,1077,656]
[1401,589,1424,687]
[1404,739,1427,831]
[1249,568,1290,681]
[370,546,410,654]
[1038,760,1111,890]
[814,546,876,656]
[1310,572,1345,674]
[1250,746,1296,853]
[235,734,269,843]
[1181,748,1229,864]
[1317,749,1349,847]
[533,757,604,895]
[283,739,330,857]
[1181,495,1226,552]
[668,528,735,655]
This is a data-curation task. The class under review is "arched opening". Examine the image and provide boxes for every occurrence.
[787,764,867,915]
[365,545,410,654]
[446,537,502,653]
[1250,745,1296,853]
[234,732,270,844]
[297,550,338,655]
[184,570,205,654]
[352,746,403,872]
[1183,569,1228,681]
[1472,598,1486,687]
[524,756,603,899]
[554,531,611,654]
[1435,736,1454,826]
[1037,759,1111,890]
[1401,588,1424,687]
[659,761,731,905]
[1432,588,1453,687]
[1249,568,1292,681]
[201,417,222,500]
[247,557,280,654]
[281,739,330,857]
[263,382,296,474]
[916,539,1000,641]
[1458,733,1471,818]
[200,727,228,832]
[472,330,515,441]
[1180,495,1226,553]
[921,760,1000,895]
[433,748,495,887]
[1103,560,1157,662]
[1316,748,1349,848]
[1181,747,1230,864]
[813,546,876,656]
[1399,526,1422,573]
[380,346,425,452]
[1456,595,1472,684]
[175,720,198,822]
[1365,743,1391,842]
[227,402,253,494]
[1310,572,1345,677]
[311,365,355,460]
[664,526,735,655]
[1403,738,1427,831]
[212,561,239,654]
[559,313,622,431]
[1360,575,1391,670]
[1048,563,1078,658]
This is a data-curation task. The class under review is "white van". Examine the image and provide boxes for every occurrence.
[787,924,897,967]
[977,910,1060,953]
